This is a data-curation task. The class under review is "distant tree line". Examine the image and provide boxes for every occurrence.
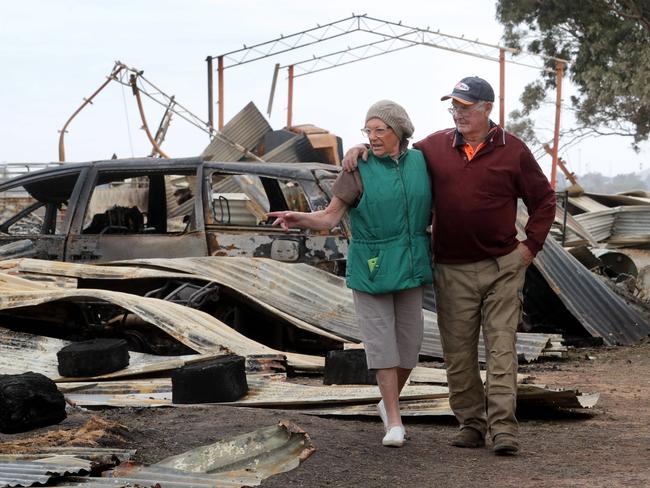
[556,171,650,193]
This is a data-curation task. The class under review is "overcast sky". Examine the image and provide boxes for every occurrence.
[1,0,648,178]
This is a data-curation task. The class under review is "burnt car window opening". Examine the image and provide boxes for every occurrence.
[82,171,196,235]
[210,174,270,226]
[0,173,79,236]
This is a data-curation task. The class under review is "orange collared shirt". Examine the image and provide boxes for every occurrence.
[462,126,498,161]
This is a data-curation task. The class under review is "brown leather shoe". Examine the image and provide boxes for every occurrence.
[450,427,485,448]
[492,433,519,455]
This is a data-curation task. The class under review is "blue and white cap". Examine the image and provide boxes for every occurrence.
[441,76,495,105]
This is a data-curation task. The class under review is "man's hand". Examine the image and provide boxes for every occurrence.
[516,242,535,266]
[341,144,369,172]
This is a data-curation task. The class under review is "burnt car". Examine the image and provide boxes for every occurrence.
[0,157,349,267]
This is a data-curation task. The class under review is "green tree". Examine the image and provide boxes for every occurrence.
[496,0,650,150]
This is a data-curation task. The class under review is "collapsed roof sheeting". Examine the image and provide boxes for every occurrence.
[258,134,315,163]
[108,257,558,362]
[0,258,346,344]
[1,257,556,362]
[201,102,272,161]
[574,208,617,242]
[0,271,324,371]
[533,234,650,345]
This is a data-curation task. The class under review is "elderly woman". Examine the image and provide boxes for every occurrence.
[268,100,432,447]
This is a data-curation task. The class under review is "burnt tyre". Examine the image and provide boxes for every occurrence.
[323,349,377,385]
[57,338,130,377]
[172,355,248,404]
[0,372,67,433]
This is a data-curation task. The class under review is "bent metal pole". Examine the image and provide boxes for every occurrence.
[58,63,125,162]
[130,74,170,159]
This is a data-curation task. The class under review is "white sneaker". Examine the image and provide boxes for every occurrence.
[377,400,407,437]
[382,426,405,447]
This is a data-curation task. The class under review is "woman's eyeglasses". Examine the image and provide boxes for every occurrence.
[361,127,392,138]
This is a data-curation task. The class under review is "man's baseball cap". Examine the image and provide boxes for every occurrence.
[441,76,495,105]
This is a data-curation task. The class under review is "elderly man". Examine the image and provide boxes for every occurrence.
[342,76,556,455]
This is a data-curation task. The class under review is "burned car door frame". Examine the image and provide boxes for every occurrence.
[202,162,348,267]
[65,159,209,262]
[0,166,87,260]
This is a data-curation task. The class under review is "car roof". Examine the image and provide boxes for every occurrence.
[0,157,341,191]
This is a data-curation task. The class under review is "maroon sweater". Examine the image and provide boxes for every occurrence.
[414,125,556,264]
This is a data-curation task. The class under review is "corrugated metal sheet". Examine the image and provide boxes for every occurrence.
[1,258,346,345]
[39,421,314,487]
[2,258,553,362]
[0,456,91,487]
[568,195,609,212]
[65,466,242,487]
[60,377,448,408]
[259,134,315,163]
[296,398,455,417]
[554,207,598,247]
[153,421,314,487]
[569,205,650,247]
[574,209,616,242]
[0,270,324,372]
[585,192,650,207]
[201,102,271,162]
[112,257,557,362]
[533,232,650,345]
[291,385,598,417]
[410,365,527,385]
[0,448,135,463]
[610,206,650,244]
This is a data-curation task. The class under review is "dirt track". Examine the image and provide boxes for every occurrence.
[1,342,649,487]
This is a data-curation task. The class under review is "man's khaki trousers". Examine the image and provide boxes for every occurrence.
[434,248,527,439]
